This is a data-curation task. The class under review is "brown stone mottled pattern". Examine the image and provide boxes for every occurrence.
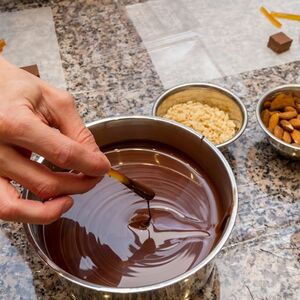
[0,1,299,299]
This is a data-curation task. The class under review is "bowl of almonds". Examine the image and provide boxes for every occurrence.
[257,84,300,159]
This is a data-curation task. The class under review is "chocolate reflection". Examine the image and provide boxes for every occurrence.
[45,209,209,288]
[43,142,225,288]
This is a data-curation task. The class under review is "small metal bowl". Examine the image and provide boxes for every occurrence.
[256,84,300,159]
[152,83,248,149]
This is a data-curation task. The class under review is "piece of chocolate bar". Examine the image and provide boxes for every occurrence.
[267,32,293,54]
[20,64,40,77]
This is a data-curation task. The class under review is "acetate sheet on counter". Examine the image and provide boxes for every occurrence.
[127,0,300,88]
[0,7,66,89]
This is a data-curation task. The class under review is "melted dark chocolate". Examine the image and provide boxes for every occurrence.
[43,142,225,288]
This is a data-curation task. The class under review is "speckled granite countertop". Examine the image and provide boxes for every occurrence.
[0,1,299,299]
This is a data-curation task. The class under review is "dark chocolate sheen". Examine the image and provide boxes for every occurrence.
[43,142,225,288]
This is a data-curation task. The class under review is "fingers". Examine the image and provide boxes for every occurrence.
[0,144,102,199]
[14,196,73,224]
[0,177,73,224]
[53,92,101,152]
[38,86,110,164]
[15,146,32,159]
[0,80,110,176]
[3,117,109,177]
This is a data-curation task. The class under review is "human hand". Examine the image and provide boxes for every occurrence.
[0,57,110,224]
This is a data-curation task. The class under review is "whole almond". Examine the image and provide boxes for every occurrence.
[263,101,272,109]
[297,114,300,120]
[261,109,271,127]
[270,94,295,111]
[273,125,284,139]
[279,111,298,120]
[284,106,297,112]
[295,103,300,113]
[280,120,294,132]
[291,129,300,144]
[290,118,300,129]
[270,110,280,115]
[268,113,279,132]
[282,131,292,144]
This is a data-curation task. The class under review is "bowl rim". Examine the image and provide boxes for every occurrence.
[23,115,238,294]
[256,84,300,151]
[152,82,248,148]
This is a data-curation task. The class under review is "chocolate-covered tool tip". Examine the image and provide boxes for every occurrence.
[108,168,155,201]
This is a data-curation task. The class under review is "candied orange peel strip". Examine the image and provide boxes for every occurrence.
[271,12,300,22]
[0,39,6,53]
[260,6,282,28]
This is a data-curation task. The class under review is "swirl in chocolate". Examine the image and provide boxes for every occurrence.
[43,142,224,288]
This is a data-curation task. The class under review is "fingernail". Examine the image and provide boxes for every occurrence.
[96,153,111,173]
[102,155,111,171]
[63,197,73,213]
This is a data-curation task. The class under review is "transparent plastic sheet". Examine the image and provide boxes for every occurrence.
[127,0,300,88]
[0,7,66,89]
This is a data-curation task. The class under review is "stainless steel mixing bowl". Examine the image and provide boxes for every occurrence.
[256,84,300,159]
[23,116,238,299]
[152,83,248,150]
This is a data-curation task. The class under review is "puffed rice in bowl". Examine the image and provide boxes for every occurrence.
[152,83,248,149]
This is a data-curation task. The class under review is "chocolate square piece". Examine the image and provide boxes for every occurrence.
[267,32,293,54]
[20,64,40,77]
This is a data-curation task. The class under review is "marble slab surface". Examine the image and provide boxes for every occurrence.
[0,0,299,299]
